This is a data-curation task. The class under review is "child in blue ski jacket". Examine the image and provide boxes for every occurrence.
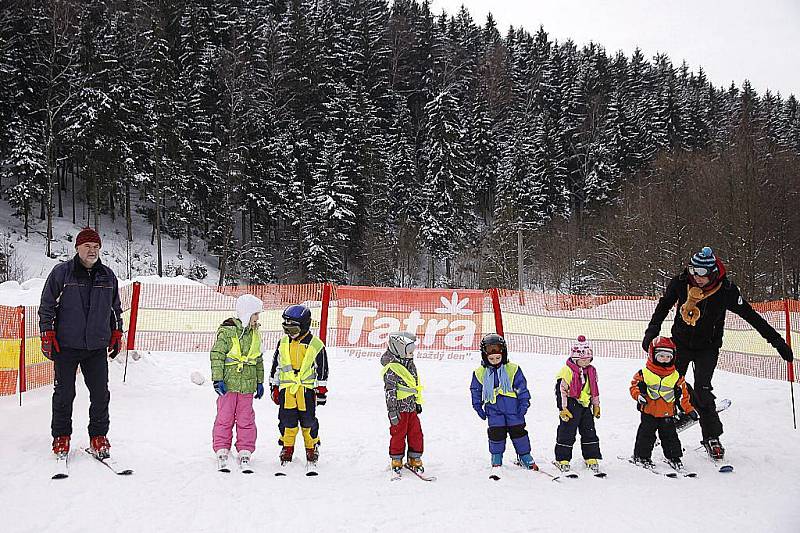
[470,333,537,470]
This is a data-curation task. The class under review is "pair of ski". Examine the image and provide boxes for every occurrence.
[217,454,256,474]
[619,456,697,478]
[551,461,608,479]
[487,460,575,482]
[52,449,134,479]
[274,460,319,477]
[391,464,437,482]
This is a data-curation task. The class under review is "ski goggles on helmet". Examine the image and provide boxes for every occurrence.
[654,348,675,361]
[484,343,504,355]
[688,266,712,277]
[282,320,302,338]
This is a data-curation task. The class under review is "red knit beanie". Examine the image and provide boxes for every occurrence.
[76,227,101,247]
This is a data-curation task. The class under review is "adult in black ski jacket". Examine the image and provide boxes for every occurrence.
[642,246,792,457]
[39,227,123,458]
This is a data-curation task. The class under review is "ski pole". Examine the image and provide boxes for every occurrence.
[789,361,796,430]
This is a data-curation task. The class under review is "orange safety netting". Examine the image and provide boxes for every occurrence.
[499,290,799,382]
[3,283,797,398]
[130,283,325,354]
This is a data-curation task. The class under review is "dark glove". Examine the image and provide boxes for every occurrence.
[475,405,487,420]
[41,330,60,360]
[637,382,647,396]
[389,410,400,426]
[213,380,227,396]
[415,404,422,415]
[254,383,264,399]
[315,386,327,406]
[108,329,123,359]
[271,386,280,405]
[687,410,699,421]
[776,342,794,362]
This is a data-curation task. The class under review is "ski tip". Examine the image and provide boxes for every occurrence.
[306,471,319,477]
[489,474,501,481]
[51,473,69,480]
[274,472,287,477]
[117,470,134,475]
[719,465,734,473]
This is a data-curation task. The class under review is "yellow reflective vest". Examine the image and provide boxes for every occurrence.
[642,367,679,402]
[225,333,262,372]
[278,335,324,411]
[381,362,424,404]
[556,366,591,407]
[474,363,519,404]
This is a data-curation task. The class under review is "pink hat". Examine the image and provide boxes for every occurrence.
[570,335,593,358]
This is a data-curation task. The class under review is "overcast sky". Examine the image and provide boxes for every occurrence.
[427,0,799,98]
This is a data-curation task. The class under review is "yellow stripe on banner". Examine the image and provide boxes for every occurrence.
[0,339,19,369]
[503,313,795,358]
[133,309,288,333]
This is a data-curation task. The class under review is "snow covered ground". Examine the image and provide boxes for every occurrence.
[1,348,797,533]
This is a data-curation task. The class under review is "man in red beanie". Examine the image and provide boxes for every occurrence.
[39,227,123,465]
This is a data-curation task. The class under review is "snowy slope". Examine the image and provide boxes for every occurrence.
[0,349,797,533]
[0,194,221,285]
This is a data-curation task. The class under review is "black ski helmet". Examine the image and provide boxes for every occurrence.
[480,333,508,367]
[282,304,311,337]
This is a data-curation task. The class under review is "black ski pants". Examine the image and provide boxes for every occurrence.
[554,399,601,462]
[51,348,110,438]
[675,347,723,441]
[634,412,682,460]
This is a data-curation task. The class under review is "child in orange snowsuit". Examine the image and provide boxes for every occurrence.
[630,336,697,469]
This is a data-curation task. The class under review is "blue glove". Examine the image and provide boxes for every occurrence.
[475,405,487,420]
[687,410,699,421]
[254,383,264,399]
[213,380,227,396]
[518,401,530,418]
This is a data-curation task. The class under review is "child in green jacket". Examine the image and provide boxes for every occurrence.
[211,294,265,472]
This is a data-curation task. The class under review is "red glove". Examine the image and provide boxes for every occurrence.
[315,386,327,406]
[271,386,280,405]
[41,331,60,360]
[108,330,123,359]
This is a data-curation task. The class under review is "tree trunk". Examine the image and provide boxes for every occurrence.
[155,153,163,276]
[57,156,64,218]
[186,221,192,254]
[72,159,77,225]
[125,178,132,241]
[93,165,99,230]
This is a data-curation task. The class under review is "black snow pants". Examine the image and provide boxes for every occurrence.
[675,347,723,441]
[634,412,682,460]
[554,398,601,462]
[51,348,110,438]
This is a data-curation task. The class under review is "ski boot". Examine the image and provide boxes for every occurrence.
[52,435,70,456]
[89,435,111,459]
[406,457,424,473]
[239,450,252,469]
[554,460,571,473]
[702,438,725,461]
[585,458,601,474]
[279,445,294,464]
[517,453,538,470]
[306,444,319,464]
[491,453,503,467]
[215,449,230,472]
[632,456,655,469]
[391,458,403,473]
[665,457,683,470]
